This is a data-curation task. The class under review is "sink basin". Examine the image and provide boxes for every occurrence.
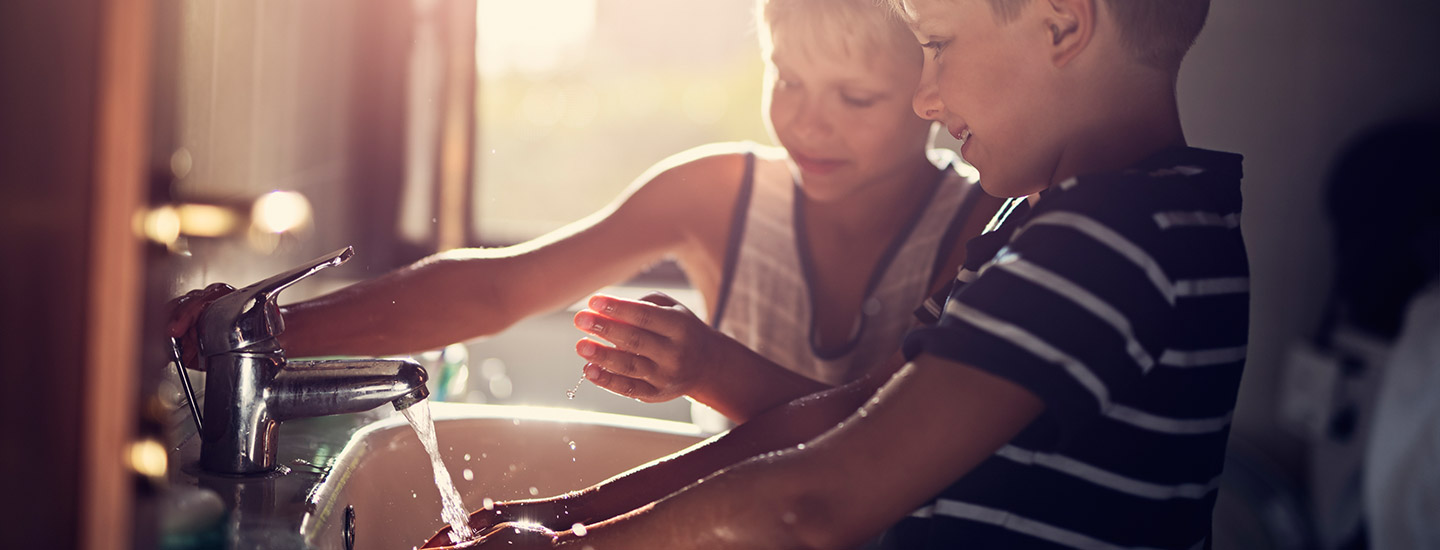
[301,403,705,549]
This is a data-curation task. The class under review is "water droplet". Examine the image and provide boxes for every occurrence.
[568,441,577,451]
[572,523,588,537]
[566,374,585,399]
[463,453,471,461]
[796,443,805,450]
[508,464,517,472]
[512,418,520,426]
[462,469,473,481]
[528,486,539,496]
[483,498,495,510]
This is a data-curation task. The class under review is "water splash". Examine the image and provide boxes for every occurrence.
[565,373,586,399]
[400,401,477,544]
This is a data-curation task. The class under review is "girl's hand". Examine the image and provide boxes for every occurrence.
[573,292,735,403]
[164,282,236,370]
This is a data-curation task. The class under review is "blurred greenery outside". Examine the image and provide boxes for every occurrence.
[471,0,771,243]
[473,59,769,242]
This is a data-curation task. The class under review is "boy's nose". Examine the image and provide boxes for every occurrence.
[912,61,944,121]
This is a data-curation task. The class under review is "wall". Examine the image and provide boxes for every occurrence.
[0,2,103,546]
[158,0,368,289]
[1179,0,1440,473]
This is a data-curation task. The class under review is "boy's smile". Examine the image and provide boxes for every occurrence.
[903,0,1061,200]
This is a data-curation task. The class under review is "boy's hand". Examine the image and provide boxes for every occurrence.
[423,498,579,548]
[164,282,236,370]
[573,292,730,403]
[423,522,557,549]
[421,514,503,548]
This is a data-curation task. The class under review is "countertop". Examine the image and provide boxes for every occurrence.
[164,403,390,549]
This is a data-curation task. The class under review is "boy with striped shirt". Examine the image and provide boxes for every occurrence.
[428,0,1245,547]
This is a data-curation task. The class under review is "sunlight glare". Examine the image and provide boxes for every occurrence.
[477,0,597,77]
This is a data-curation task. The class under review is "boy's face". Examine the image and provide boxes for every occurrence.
[904,0,1060,198]
[763,30,934,202]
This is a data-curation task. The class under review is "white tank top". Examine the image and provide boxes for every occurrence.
[710,147,985,386]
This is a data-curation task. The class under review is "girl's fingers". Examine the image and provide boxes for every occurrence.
[637,291,681,308]
[585,294,686,340]
[166,283,235,337]
[584,363,662,402]
[573,310,671,360]
[575,339,657,379]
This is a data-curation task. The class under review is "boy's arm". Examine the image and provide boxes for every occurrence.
[494,354,1043,549]
[437,352,904,538]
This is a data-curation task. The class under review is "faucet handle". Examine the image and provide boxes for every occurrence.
[198,246,354,355]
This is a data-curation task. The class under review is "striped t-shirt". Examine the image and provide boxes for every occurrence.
[891,147,1248,549]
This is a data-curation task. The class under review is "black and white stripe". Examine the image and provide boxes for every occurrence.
[897,148,1247,549]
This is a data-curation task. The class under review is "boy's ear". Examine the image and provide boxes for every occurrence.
[1040,0,1094,68]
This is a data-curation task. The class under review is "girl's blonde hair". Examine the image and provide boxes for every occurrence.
[758,0,920,66]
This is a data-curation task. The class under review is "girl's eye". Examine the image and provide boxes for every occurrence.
[841,94,877,108]
[921,40,949,60]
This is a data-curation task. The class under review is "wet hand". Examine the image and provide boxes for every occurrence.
[424,522,558,549]
[164,282,236,371]
[422,499,530,549]
[423,497,581,548]
[574,292,732,403]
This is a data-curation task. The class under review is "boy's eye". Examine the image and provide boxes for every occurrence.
[841,94,877,108]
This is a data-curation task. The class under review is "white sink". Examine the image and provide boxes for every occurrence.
[301,403,705,550]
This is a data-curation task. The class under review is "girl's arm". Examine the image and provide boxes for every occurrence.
[273,148,748,358]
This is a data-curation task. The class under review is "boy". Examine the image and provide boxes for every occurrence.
[431,0,1246,547]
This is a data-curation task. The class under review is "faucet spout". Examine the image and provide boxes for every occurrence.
[269,359,429,421]
[200,355,429,475]
[200,356,429,475]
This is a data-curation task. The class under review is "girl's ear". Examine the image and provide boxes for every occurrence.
[1041,0,1094,68]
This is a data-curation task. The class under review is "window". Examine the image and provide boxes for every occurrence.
[469,0,767,243]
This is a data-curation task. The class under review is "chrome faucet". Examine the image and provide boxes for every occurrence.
[194,246,429,475]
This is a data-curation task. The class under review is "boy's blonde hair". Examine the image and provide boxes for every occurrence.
[759,0,919,65]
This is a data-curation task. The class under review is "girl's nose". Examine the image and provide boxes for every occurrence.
[792,98,832,138]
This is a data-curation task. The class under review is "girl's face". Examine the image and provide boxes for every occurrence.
[762,28,934,202]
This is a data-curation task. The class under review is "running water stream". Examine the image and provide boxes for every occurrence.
[401,400,478,544]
